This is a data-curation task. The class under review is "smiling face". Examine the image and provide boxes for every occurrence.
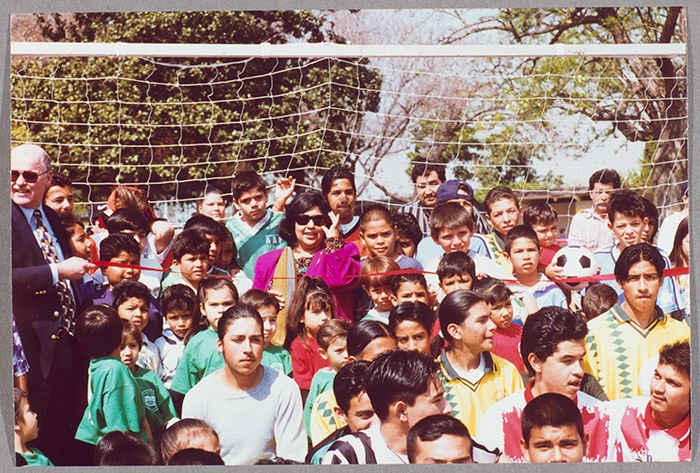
[234,188,268,226]
[649,363,690,428]
[361,219,398,258]
[217,317,264,378]
[337,391,379,433]
[11,145,53,210]
[530,339,586,400]
[294,206,326,253]
[365,284,394,312]
[326,178,356,224]
[68,224,94,261]
[44,185,75,218]
[486,198,520,236]
[618,260,661,316]
[414,171,442,208]
[198,193,226,222]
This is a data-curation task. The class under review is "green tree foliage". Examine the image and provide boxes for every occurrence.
[440,7,686,215]
[11,11,382,202]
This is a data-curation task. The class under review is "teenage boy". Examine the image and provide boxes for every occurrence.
[593,189,680,315]
[407,415,474,464]
[481,186,521,271]
[43,172,75,220]
[322,166,364,250]
[477,306,606,462]
[360,204,422,269]
[181,305,306,464]
[161,228,212,293]
[306,361,378,463]
[520,393,588,463]
[226,170,294,277]
[568,168,620,251]
[586,243,689,400]
[322,350,451,464]
[504,225,567,309]
[606,340,690,461]
[400,163,445,238]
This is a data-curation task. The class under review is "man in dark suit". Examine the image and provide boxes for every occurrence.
[11,143,95,465]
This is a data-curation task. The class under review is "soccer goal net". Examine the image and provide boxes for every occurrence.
[10,40,687,229]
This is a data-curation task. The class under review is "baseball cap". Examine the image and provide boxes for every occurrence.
[436,179,474,204]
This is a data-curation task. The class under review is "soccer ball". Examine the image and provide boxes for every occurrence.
[552,246,597,291]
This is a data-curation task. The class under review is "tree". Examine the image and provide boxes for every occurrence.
[11,11,382,202]
[441,7,687,216]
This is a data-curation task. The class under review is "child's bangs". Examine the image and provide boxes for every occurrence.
[306,291,334,314]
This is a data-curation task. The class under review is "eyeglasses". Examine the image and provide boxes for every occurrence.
[415,182,441,191]
[11,169,50,183]
[295,214,327,226]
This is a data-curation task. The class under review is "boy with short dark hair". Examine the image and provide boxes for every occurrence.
[423,202,511,297]
[112,279,162,376]
[392,212,422,259]
[306,361,377,463]
[305,318,352,442]
[568,168,620,251]
[156,284,198,388]
[74,304,152,448]
[390,272,431,307]
[504,225,567,310]
[322,350,451,464]
[226,170,294,277]
[593,190,680,315]
[477,306,605,462]
[436,251,476,295]
[520,393,588,463]
[14,388,54,466]
[482,186,521,271]
[361,256,400,323]
[522,201,561,272]
[580,283,618,321]
[43,172,75,220]
[161,228,212,293]
[407,414,474,464]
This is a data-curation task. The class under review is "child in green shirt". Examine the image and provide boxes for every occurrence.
[74,304,152,447]
[238,289,292,376]
[120,320,177,444]
[14,388,53,466]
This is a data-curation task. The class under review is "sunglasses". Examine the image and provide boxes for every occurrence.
[11,169,50,184]
[295,214,327,226]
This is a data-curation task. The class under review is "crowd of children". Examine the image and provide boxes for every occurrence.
[11,161,691,466]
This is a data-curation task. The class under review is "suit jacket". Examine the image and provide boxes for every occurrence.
[12,202,80,380]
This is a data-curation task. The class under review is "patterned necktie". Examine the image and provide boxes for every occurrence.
[33,209,76,334]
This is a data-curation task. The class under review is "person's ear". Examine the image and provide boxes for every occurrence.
[333,406,347,424]
[528,353,544,374]
[389,294,398,305]
[216,339,223,354]
[446,323,462,341]
[318,348,329,361]
[582,432,590,456]
[393,401,408,422]
[520,438,530,462]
